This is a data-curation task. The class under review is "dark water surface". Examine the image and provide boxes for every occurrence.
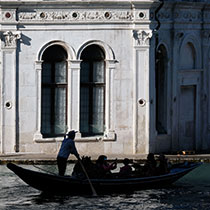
[1,163,210,210]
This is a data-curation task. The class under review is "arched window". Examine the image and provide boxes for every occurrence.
[41,45,68,137]
[80,45,105,137]
[156,45,168,134]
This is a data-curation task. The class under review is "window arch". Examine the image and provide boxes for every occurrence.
[41,45,68,137]
[80,44,105,137]
[156,44,168,134]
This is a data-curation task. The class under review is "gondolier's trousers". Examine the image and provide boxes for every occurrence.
[57,156,67,176]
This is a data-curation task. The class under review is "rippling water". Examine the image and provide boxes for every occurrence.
[1,163,210,210]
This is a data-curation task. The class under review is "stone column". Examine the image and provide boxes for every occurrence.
[133,29,152,154]
[1,31,21,153]
[69,60,82,138]
[104,60,115,141]
[202,30,210,149]
[171,31,185,151]
[33,60,43,140]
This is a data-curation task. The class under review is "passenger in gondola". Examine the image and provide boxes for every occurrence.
[144,153,157,176]
[132,162,145,177]
[96,155,117,178]
[119,158,132,177]
[156,154,169,175]
[72,156,97,179]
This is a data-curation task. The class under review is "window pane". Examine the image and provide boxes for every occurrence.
[80,87,89,133]
[80,62,90,83]
[93,61,104,83]
[55,61,66,83]
[54,88,66,134]
[41,88,51,134]
[92,87,104,133]
[42,63,52,83]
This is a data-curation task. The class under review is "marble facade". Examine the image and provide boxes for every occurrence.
[0,0,210,156]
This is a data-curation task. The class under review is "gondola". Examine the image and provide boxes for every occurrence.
[7,162,201,195]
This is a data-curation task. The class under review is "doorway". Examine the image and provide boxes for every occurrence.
[178,85,196,150]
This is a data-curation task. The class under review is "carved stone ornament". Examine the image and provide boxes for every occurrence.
[2,31,21,48]
[18,10,134,22]
[133,30,152,46]
[175,32,184,40]
[157,8,171,21]
[2,10,16,22]
[174,10,202,22]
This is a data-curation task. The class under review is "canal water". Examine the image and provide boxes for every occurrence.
[1,163,210,210]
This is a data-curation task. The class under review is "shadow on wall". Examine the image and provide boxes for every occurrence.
[20,33,32,46]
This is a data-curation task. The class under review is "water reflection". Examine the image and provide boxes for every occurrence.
[1,163,210,209]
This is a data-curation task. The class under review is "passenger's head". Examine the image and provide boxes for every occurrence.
[122,158,130,166]
[97,155,107,164]
[158,154,166,161]
[147,153,155,161]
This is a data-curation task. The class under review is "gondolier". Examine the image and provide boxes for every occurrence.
[57,130,80,176]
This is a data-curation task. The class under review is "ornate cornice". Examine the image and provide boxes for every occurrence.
[156,6,202,23]
[0,8,151,24]
[18,10,134,22]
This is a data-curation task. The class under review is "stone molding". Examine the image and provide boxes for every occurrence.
[0,3,210,24]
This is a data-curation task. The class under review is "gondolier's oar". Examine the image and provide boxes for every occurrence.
[78,158,97,196]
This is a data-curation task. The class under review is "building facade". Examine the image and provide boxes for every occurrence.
[0,0,210,156]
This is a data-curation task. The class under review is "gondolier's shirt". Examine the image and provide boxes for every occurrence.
[57,137,79,159]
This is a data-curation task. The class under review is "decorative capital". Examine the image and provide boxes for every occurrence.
[2,31,21,48]
[133,30,152,46]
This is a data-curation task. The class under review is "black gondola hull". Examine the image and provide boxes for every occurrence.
[7,162,201,195]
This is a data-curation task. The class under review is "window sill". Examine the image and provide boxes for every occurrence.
[75,131,116,142]
[75,136,116,142]
[34,137,63,143]
[34,131,116,143]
